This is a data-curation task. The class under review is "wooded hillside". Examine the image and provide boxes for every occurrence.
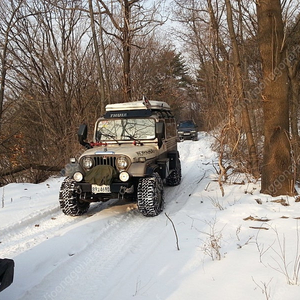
[1,0,299,197]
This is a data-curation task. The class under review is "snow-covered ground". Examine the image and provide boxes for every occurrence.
[1,132,300,300]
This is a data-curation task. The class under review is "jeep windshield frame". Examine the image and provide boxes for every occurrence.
[95,118,156,142]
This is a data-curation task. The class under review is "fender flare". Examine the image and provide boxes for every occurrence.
[145,164,159,177]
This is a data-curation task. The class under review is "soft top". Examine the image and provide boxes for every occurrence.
[105,100,170,112]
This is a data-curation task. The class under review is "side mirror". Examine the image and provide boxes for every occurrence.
[78,124,92,149]
[155,121,165,148]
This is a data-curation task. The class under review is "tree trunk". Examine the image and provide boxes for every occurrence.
[88,0,106,113]
[287,58,300,180]
[96,1,112,105]
[123,0,132,102]
[287,59,300,144]
[257,0,294,196]
[0,52,7,133]
[98,0,140,103]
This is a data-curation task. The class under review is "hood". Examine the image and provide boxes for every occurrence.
[80,144,158,161]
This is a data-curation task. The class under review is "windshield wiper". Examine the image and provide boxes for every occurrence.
[124,134,143,145]
[99,132,120,145]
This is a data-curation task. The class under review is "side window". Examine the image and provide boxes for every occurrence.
[165,118,176,138]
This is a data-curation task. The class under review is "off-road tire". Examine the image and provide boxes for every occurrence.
[59,177,90,216]
[137,172,164,217]
[166,159,182,186]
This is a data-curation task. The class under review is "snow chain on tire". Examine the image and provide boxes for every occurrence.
[59,177,90,216]
[166,159,182,186]
[137,172,164,217]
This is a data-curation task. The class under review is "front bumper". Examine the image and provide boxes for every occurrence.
[178,131,197,140]
[75,180,133,194]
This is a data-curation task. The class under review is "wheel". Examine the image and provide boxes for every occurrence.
[59,177,90,216]
[137,172,164,217]
[166,158,182,186]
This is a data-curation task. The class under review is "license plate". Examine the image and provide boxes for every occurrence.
[91,184,111,194]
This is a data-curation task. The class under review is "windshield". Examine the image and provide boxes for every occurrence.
[96,118,156,141]
[178,121,196,128]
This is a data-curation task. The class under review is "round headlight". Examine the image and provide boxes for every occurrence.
[119,171,130,182]
[116,156,129,170]
[82,157,93,169]
[73,171,83,182]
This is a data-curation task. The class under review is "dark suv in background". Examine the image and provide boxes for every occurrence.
[177,120,198,141]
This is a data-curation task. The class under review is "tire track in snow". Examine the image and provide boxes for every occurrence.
[164,137,216,214]
[0,199,120,258]
[20,209,163,300]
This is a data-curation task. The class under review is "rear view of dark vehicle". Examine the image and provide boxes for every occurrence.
[177,120,198,141]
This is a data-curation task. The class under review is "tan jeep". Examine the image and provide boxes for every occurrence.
[59,100,181,217]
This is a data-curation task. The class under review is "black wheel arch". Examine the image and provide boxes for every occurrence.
[145,164,160,177]
[168,150,180,170]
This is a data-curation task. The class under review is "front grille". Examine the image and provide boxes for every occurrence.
[93,156,116,168]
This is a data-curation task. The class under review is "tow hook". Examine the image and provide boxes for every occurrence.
[118,185,134,200]
[119,186,126,200]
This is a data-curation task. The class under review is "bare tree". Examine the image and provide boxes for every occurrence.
[0,0,97,180]
[88,0,106,113]
[172,1,229,129]
[0,0,25,133]
[97,0,166,102]
[224,0,259,177]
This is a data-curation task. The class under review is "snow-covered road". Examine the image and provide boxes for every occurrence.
[1,132,300,300]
